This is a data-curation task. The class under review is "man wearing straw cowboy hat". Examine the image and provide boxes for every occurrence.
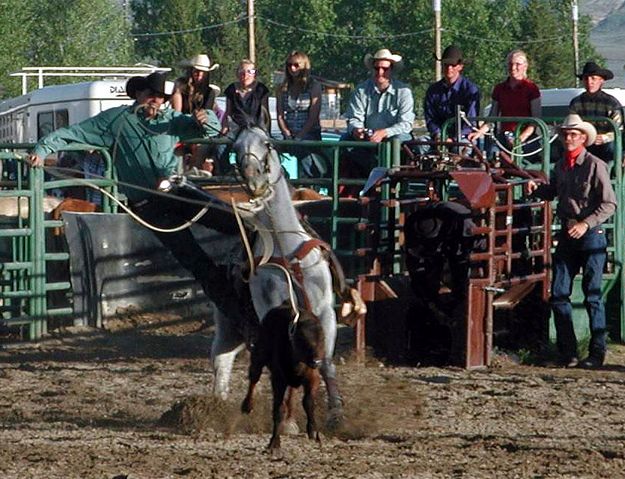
[340,48,414,193]
[569,61,623,163]
[27,72,252,334]
[345,48,414,144]
[528,114,616,369]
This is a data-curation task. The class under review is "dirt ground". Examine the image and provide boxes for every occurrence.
[2,311,625,479]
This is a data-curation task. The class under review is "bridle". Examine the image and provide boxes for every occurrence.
[234,128,283,200]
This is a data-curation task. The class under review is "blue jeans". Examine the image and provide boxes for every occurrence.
[550,226,607,359]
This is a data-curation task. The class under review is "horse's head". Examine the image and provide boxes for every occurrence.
[232,126,282,199]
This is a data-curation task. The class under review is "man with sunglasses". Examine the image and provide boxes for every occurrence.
[527,114,616,369]
[27,72,252,342]
[345,48,414,144]
[340,49,414,192]
[424,45,480,147]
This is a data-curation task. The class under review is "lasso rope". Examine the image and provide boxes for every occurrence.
[44,168,212,233]
[461,115,558,159]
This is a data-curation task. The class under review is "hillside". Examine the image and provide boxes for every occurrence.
[581,0,625,86]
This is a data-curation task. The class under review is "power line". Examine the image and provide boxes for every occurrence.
[260,17,434,39]
[132,16,248,38]
[129,15,617,45]
[445,28,571,45]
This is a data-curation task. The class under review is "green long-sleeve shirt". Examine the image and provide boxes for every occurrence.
[33,103,220,202]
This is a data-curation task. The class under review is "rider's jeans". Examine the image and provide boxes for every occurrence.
[131,197,245,322]
[550,226,608,360]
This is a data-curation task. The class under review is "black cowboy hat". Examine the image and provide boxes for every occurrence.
[435,45,471,65]
[576,61,614,80]
[125,72,173,100]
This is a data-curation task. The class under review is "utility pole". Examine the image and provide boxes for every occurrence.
[248,0,256,64]
[433,0,442,81]
[571,0,580,87]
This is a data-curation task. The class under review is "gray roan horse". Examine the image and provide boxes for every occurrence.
[211,125,362,420]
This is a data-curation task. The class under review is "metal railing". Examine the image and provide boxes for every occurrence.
[1,143,116,339]
[442,115,625,342]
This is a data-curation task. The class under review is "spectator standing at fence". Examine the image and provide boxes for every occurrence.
[172,54,221,117]
[569,61,623,164]
[424,45,480,144]
[528,114,616,369]
[276,50,327,178]
[470,50,541,159]
[221,59,270,135]
[171,54,224,175]
[27,72,252,332]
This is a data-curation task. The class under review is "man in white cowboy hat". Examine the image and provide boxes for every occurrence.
[569,61,623,163]
[339,48,413,192]
[27,72,252,334]
[528,114,616,369]
[344,48,414,144]
[424,45,480,145]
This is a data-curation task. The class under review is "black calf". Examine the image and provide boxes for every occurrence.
[241,305,325,450]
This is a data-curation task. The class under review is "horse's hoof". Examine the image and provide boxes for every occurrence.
[241,399,253,414]
[325,406,344,430]
[281,417,300,435]
[267,437,282,455]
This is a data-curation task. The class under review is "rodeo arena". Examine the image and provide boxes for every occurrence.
[1,54,625,478]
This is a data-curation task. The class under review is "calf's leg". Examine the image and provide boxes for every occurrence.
[268,378,288,450]
[241,342,265,414]
[303,370,321,442]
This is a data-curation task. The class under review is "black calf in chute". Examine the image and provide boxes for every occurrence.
[403,201,478,365]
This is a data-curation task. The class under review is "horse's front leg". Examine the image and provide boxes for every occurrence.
[314,303,343,424]
[211,308,245,400]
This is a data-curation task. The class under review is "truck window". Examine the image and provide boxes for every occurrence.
[37,109,69,139]
[541,106,571,118]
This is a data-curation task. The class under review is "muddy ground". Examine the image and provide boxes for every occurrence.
[1,311,625,479]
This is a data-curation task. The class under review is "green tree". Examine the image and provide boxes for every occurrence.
[29,0,134,74]
[132,0,205,68]
[0,0,35,98]
[521,0,600,89]
[199,1,254,88]
[256,0,338,79]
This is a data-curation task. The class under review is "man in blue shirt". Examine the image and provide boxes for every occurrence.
[340,49,414,194]
[345,48,415,143]
[424,45,480,144]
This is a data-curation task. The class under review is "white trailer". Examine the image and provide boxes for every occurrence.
[0,66,170,144]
